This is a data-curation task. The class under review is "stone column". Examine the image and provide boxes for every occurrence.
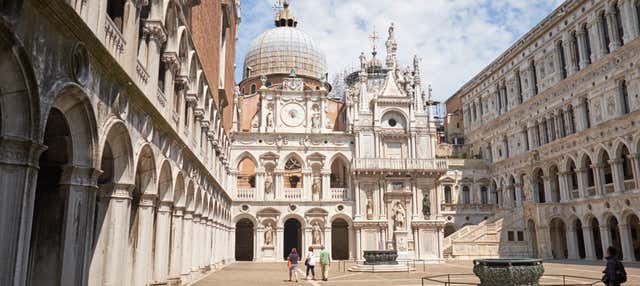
[622,0,640,41]
[276,226,284,261]
[145,21,167,93]
[629,154,640,190]
[576,168,587,198]
[619,224,635,262]
[515,182,523,207]
[594,14,609,59]
[97,183,134,286]
[169,207,184,279]
[592,164,604,196]
[181,211,194,279]
[411,178,419,219]
[133,194,156,286]
[191,214,202,272]
[609,159,625,193]
[275,170,284,200]
[256,169,265,201]
[537,226,553,259]
[303,169,312,201]
[153,201,173,282]
[527,124,537,149]
[355,228,362,260]
[324,225,332,254]
[321,170,331,201]
[567,224,579,260]
[582,225,597,260]
[558,172,570,202]
[354,178,361,219]
[599,225,612,253]
[542,176,552,203]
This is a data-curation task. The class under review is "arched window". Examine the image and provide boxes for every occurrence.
[571,32,580,71]
[530,60,538,96]
[462,186,471,204]
[600,11,611,54]
[568,105,576,134]
[515,71,523,104]
[237,158,257,189]
[582,23,592,65]
[480,186,488,204]
[584,98,591,129]
[558,110,566,137]
[107,0,126,31]
[584,156,595,188]
[614,3,624,45]
[601,151,613,186]
[557,40,567,79]
[534,169,545,203]
[620,145,634,182]
[250,84,256,94]
[620,80,630,114]
[444,186,452,204]
[284,157,303,188]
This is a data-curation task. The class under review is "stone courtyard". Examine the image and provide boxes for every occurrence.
[193,261,640,285]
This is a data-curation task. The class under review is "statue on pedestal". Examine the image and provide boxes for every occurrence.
[312,221,322,245]
[393,202,406,231]
[264,222,274,246]
[312,177,321,194]
[366,198,374,220]
[264,172,273,194]
[422,191,431,217]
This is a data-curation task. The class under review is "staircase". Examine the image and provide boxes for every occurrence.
[443,208,529,260]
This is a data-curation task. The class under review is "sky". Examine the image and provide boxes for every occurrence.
[234,0,565,101]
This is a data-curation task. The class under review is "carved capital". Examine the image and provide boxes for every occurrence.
[143,20,167,44]
[0,138,46,167]
[161,52,179,70]
[174,75,189,91]
[60,166,103,188]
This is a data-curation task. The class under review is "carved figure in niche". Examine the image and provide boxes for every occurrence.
[264,222,274,246]
[393,201,406,231]
[312,221,322,245]
[366,198,374,220]
[311,113,320,129]
[266,112,274,130]
[422,191,431,217]
[264,171,273,194]
[312,177,321,194]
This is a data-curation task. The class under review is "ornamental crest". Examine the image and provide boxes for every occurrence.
[282,78,304,91]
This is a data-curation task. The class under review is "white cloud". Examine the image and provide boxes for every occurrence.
[235,0,563,101]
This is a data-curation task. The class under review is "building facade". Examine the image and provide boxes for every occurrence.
[0,0,238,285]
[452,0,640,261]
[229,3,449,262]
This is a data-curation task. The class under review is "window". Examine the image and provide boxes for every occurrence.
[557,40,567,79]
[621,80,630,114]
[107,0,126,31]
[523,128,529,151]
[600,12,611,54]
[583,23,592,65]
[584,98,591,129]
[388,118,397,127]
[480,187,488,204]
[250,84,256,94]
[530,60,538,95]
[571,32,580,70]
[444,186,452,204]
[462,186,471,204]
[614,3,624,45]
[508,231,515,242]
[515,71,523,104]
[517,231,524,241]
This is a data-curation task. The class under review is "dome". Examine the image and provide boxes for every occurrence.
[242,26,327,80]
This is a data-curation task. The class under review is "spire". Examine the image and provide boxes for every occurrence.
[274,0,297,27]
[385,22,397,68]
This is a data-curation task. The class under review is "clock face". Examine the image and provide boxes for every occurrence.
[281,103,305,127]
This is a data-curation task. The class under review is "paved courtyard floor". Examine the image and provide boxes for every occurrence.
[193,260,640,286]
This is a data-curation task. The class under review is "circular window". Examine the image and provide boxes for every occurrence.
[388,118,397,127]
[337,205,344,211]
[241,205,249,212]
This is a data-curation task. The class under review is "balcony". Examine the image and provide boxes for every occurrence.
[352,158,448,171]
[284,188,303,200]
[156,86,167,108]
[103,16,126,59]
[237,188,255,200]
[624,179,636,191]
[586,186,596,197]
[441,203,496,212]
[135,60,149,87]
[330,188,348,201]
[604,183,614,194]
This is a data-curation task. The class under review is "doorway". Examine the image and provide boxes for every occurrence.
[331,219,349,260]
[235,219,254,261]
[283,219,302,260]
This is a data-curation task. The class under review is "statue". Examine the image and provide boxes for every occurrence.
[388,22,395,39]
[422,191,431,217]
[359,52,367,70]
[393,202,406,231]
[264,222,274,246]
[266,112,274,130]
[311,113,320,129]
[366,198,374,220]
[312,222,322,245]
[312,177,321,194]
[264,172,273,194]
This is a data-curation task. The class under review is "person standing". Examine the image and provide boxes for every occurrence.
[287,248,299,282]
[319,246,331,281]
[305,247,316,280]
[602,246,627,286]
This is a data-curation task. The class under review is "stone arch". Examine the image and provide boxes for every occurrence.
[233,213,258,226]
[134,144,157,195]
[187,53,198,92]
[237,154,257,189]
[280,213,306,228]
[329,153,349,188]
[185,180,195,212]
[625,211,640,261]
[380,109,408,130]
[547,164,560,202]
[282,153,305,188]
[98,120,134,185]
[0,24,39,140]
[157,160,173,202]
[597,147,614,188]
[604,212,623,259]
[174,172,185,207]
[586,214,604,259]
[549,217,568,259]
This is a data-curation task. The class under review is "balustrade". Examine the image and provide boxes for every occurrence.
[284,188,303,200]
[330,188,348,201]
[237,188,255,200]
[103,16,126,59]
[136,60,150,86]
[624,179,635,191]
[352,158,448,171]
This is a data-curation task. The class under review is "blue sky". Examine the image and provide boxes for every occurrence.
[234,0,564,101]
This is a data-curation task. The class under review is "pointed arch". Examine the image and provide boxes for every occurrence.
[174,172,185,207]
[158,160,173,202]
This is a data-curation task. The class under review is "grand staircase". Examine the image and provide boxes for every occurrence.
[443,208,530,260]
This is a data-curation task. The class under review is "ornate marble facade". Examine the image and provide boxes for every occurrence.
[230,4,448,262]
[450,0,640,261]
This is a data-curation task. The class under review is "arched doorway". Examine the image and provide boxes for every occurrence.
[628,214,640,261]
[574,219,586,259]
[608,216,622,260]
[591,218,604,259]
[444,224,456,238]
[283,218,302,260]
[28,108,71,285]
[235,218,254,261]
[331,219,349,260]
[549,218,567,259]
[528,219,538,258]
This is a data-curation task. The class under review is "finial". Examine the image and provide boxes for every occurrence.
[369,27,379,57]
[289,69,297,78]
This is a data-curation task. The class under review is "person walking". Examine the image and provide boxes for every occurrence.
[305,246,316,280]
[319,245,331,281]
[287,248,299,282]
[602,246,627,286]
